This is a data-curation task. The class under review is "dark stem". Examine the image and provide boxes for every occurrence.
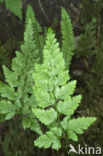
[37,0,50,23]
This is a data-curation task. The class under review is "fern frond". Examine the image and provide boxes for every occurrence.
[25,5,41,32]
[0,18,42,134]
[67,117,97,141]
[3,0,22,19]
[22,114,42,135]
[0,100,15,120]
[32,29,97,150]
[0,81,15,100]
[2,65,18,87]
[55,80,77,100]
[25,5,44,63]
[57,95,82,116]
[61,8,74,69]
[32,108,57,125]
[33,29,68,109]
[0,40,15,80]
[34,130,61,150]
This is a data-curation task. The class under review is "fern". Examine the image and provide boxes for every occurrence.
[0,0,22,19]
[32,29,97,150]
[25,5,44,63]
[0,42,11,80]
[61,8,74,69]
[0,11,42,134]
[0,39,18,80]
[75,18,97,57]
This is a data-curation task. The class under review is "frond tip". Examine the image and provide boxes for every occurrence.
[61,8,74,69]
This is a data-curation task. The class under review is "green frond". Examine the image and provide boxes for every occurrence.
[25,5,42,32]
[32,108,57,125]
[67,117,97,141]
[0,16,41,133]
[25,5,44,63]
[33,29,69,109]
[0,81,15,100]
[22,114,42,135]
[2,65,18,87]
[0,100,15,120]
[61,8,74,69]
[0,40,14,80]
[34,130,61,150]
[4,0,22,19]
[55,80,77,100]
[33,29,97,150]
[58,95,82,116]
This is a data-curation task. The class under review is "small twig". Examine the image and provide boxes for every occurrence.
[37,0,50,23]
[70,3,80,16]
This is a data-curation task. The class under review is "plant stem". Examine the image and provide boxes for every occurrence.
[37,0,50,23]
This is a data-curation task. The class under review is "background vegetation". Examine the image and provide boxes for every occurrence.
[0,0,103,155]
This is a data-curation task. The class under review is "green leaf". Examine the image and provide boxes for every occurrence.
[4,0,22,19]
[57,70,70,86]
[61,116,69,130]
[61,8,74,69]
[67,130,78,141]
[0,100,15,114]
[25,5,42,32]
[22,114,42,135]
[57,95,82,116]
[5,111,15,120]
[51,127,62,137]
[0,82,15,100]
[55,80,77,100]
[25,5,44,63]
[32,108,57,125]
[3,65,18,87]
[12,51,26,73]
[67,117,97,141]
[34,131,61,150]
